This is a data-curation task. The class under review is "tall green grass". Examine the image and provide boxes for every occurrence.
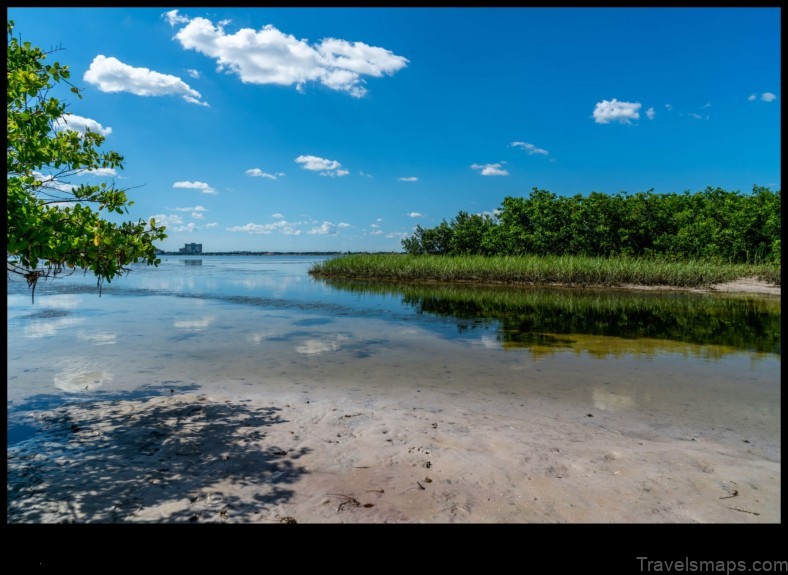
[309,254,781,288]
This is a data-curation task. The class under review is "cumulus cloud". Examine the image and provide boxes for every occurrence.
[166,11,408,98]
[187,68,201,79]
[173,181,217,195]
[172,205,207,212]
[511,141,548,155]
[53,113,112,136]
[592,98,641,124]
[399,176,419,182]
[192,212,204,219]
[84,55,207,106]
[307,221,349,235]
[646,107,655,120]
[163,9,190,26]
[406,212,422,218]
[150,213,197,232]
[295,155,348,177]
[227,220,303,235]
[246,168,282,180]
[77,167,117,177]
[32,172,76,192]
[205,222,218,228]
[471,163,509,176]
[761,92,777,102]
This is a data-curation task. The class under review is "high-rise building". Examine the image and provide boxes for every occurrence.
[178,243,202,255]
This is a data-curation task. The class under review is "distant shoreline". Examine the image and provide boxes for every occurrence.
[157,251,399,256]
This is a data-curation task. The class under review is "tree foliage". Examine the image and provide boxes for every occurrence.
[6,20,167,299]
[402,186,781,265]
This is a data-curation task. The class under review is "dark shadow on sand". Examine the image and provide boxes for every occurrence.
[7,389,309,523]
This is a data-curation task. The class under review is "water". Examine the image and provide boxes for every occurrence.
[7,255,781,457]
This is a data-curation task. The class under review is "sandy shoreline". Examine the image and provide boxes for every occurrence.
[628,276,781,296]
[7,386,779,524]
[6,277,779,524]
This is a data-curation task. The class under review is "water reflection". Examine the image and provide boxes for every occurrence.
[317,279,781,358]
[173,315,216,331]
[77,331,117,346]
[23,315,85,339]
[296,334,350,356]
[53,356,113,392]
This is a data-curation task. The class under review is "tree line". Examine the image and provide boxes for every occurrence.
[402,187,781,264]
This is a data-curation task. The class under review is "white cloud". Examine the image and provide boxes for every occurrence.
[407,212,422,218]
[227,220,303,235]
[359,171,373,178]
[205,222,218,228]
[77,167,117,177]
[53,113,112,136]
[592,98,641,124]
[511,141,548,155]
[192,212,204,220]
[173,181,217,195]
[689,113,702,120]
[471,163,509,176]
[163,9,190,26]
[168,14,408,98]
[172,205,207,212]
[369,229,383,236]
[295,154,348,177]
[665,104,673,111]
[761,92,777,102]
[84,55,207,106]
[32,172,76,192]
[748,94,757,101]
[399,176,419,182]
[187,68,201,79]
[246,168,280,180]
[645,107,655,120]
[307,221,348,235]
[151,214,183,228]
[271,213,284,219]
[386,232,408,239]
[370,224,380,229]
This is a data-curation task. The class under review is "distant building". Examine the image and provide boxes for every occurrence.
[178,243,202,255]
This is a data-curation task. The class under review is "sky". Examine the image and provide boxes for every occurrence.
[7,7,781,253]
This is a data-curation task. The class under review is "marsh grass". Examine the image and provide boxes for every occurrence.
[309,254,781,288]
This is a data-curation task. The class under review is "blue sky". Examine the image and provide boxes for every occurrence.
[8,7,781,253]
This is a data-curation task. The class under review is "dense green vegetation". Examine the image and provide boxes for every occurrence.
[309,253,780,287]
[7,21,166,299]
[312,186,780,289]
[401,187,780,264]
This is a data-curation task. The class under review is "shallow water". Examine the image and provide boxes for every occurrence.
[7,255,781,458]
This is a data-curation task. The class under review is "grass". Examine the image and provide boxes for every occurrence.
[309,253,781,288]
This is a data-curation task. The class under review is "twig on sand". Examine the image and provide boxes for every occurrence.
[328,493,361,512]
[728,507,760,516]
